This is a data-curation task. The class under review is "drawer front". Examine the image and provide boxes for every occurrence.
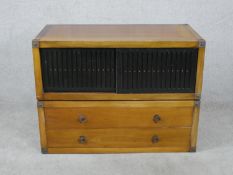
[47,128,190,148]
[45,106,193,129]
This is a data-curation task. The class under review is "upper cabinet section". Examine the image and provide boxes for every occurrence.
[32,24,205,101]
[32,24,205,48]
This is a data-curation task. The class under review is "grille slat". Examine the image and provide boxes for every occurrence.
[111,51,115,88]
[180,51,184,89]
[171,50,175,90]
[49,51,53,88]
[190,50,198,89]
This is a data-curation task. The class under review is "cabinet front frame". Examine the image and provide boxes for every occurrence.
[37,100,198,153]
[33,46,204,101]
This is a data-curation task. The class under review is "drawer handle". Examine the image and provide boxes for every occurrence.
[79,115,87,123]
[151,135,159,143]
[153,114,161,123]
[79,136,87,144]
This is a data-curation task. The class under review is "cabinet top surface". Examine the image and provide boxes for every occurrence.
[34,24,205,48]
[36,24,202,41]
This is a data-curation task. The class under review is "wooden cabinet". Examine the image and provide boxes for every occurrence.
[33,24,205,153]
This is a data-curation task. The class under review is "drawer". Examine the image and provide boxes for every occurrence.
[47,128,191,148]
[45,102,194,129]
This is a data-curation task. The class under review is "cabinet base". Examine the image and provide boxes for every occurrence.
[46,147,190,154]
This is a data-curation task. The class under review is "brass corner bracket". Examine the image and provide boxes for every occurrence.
[37,101,44,108]
[190,147,196,152]
[195,94,201,100]
[32,39,39,48]
[41,148,48,154]
[195,100,201,107]
[199,39,206,48]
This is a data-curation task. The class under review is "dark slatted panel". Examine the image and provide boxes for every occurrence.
[40,48,198,93]
[40,48,116,92]
[116,48,198,93]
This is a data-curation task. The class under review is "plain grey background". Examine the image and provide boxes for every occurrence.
[0,0,233,174]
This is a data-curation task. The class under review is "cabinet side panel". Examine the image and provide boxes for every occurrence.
[195,48,205,95]
[33,48,43,99]
[37,106,48,153]
[190,103,200,152]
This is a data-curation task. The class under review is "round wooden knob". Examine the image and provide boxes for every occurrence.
[79,136,87,144]
[151,135,159,143]
[79,115,87,123]
[153,114,161,123]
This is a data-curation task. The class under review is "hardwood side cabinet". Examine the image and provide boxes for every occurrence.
[32,24,205,153]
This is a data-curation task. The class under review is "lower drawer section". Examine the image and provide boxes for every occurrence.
[47,128,191,148]
[37,100,199,153]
